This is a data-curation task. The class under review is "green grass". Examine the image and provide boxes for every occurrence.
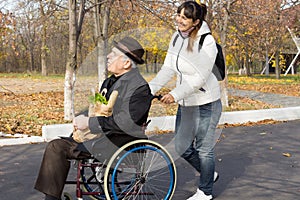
[228,74,300,85]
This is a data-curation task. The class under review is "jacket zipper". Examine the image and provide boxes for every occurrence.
[176,38,185,105]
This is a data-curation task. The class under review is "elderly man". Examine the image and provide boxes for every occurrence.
[34,37,152,200]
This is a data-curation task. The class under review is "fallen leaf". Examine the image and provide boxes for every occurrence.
[282,153,291,157]
[5,124,12,133]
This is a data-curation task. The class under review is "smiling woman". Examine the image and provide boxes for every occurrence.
[148,1,221,200]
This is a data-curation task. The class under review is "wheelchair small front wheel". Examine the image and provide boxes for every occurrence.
[80,159,107,200]
[103,139,176,200]
[63,192,73,200]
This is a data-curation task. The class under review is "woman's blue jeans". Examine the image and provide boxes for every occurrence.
[174,99,222,195]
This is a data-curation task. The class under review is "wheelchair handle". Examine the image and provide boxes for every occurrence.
[152,95,163,101]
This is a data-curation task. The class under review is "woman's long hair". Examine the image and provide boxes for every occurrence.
[177,1,207,51]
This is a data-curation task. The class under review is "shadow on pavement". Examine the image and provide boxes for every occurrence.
[0,119,300,200]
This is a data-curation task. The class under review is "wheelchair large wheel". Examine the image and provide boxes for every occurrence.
[103,139,176,200]
[80,159,107,200]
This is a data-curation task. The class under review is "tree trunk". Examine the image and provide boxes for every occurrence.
[30,50,34,72]
[154,54,158,73]
[265,48,270,76]
[39,0,48,76]
[218,0,231,107]
[41,26,48,76]
[100,6,108,87]
[64,0,87,120]
[245,53,251,76]
[275,50,280,79]
[145,50,149,73]
[64,0,77,120]
[94,0,114,89]
[41,45,47,75]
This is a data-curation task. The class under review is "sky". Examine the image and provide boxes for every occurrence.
[0,0,18,13]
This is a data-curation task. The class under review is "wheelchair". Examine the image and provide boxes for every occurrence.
[64,137,177,200]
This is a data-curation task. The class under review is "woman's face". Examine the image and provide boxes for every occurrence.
[176,8,198,32]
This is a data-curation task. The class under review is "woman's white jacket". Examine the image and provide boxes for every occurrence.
[149,21,221,106]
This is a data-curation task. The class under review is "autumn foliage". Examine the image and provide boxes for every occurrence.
[1,74,299,136]
[0,91,65,135]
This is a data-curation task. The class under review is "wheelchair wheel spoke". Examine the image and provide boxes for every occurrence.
[104,139,176,200]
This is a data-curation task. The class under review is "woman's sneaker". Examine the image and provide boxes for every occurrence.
[214,171,219,183]
[187,189,213,200]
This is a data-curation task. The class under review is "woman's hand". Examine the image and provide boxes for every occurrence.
[161,93,175,104]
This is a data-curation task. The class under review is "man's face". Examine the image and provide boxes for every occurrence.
[107,47,129,76]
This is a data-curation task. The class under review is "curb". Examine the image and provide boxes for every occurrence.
[147,106,300,130]
[0,135,45,147]
[1,106,300,146]
[219,106,300,124]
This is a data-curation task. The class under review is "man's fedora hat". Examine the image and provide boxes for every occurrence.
[113,37,145,64]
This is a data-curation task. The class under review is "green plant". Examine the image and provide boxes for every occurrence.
[89,93,108,105]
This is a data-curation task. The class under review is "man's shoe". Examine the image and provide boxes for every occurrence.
[187,189,213,200]
[214,171,219,183]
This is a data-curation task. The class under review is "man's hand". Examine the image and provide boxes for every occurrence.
[73,115,89,130]
[94,103,113,117]
[72,129,84,143]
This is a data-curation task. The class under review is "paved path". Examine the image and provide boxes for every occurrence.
[228,89,300,108]
[1,119,300,200]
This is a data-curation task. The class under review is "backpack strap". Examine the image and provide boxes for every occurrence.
[198,32,211,52]
[173,32,212,51]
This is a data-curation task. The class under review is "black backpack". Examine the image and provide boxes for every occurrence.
[173,33,226,81]
[199,33,225,81]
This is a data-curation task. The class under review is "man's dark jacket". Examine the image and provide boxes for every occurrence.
[84,68,153,159]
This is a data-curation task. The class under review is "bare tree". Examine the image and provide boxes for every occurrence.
[38,0,58,76]
[64,0,86,120]
[93,0,114,89]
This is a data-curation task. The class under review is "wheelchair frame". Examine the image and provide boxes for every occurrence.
[64,139,177,200]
